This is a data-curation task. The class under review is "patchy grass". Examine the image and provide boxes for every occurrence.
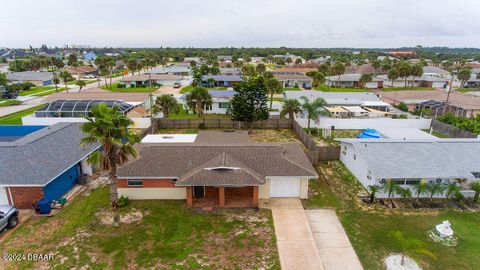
[421,129,450,138]
[248,129,301,144]
[307,161,480,270]
[0,104,45,125]
[0,187,280,269]
[308,129,361,146]
[102,83,157,93]
[0,99,21,107]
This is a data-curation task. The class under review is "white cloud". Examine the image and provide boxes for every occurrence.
[0,0,479,48]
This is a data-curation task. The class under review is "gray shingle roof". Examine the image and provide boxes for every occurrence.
[283,90,381,106]
[339,139,480,179]
[7,71,54,82]
[117,143,318,183]
[202,74,242,82]
[0,123,100,186]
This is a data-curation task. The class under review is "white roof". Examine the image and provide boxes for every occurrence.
[362,101,392,107]
[342,106,368,113]
[376,128,438,140]
[141,134,197,143]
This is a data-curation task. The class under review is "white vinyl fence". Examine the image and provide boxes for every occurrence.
[295,117,432,130]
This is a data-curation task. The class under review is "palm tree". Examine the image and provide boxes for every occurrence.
[387,68,399,87]
[280,99,302,120]
[427,182,446,200]
[383,179,400,199]
[359,74,373,89]
[186,86,212,117]
[368,184,380,203]
[80,104,140,226]
[266,78,283,109]
[397,187,412,199]
[58,70,73,92]
[152,94,179,118]
[76,80,86,92]
[470,181,480,203]
[331,63,345,87]
[300,96,328,134]
[53,77,60,92]
[445,181,460,200]
[388,230,436,266]
[413,180,428,202]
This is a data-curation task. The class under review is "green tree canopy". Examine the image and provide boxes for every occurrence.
[186,86,212,116]
[230,75,269,128]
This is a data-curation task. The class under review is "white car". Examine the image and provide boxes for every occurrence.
[84,74,97,79]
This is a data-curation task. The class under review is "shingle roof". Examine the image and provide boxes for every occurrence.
[339,139,480,179]
[325,74,385,82]
[0,123,100,186]
[202,75,242,82]
[274,74,312,81]
[283,90,381,106]
[117,143,318,183]
[7,71,53,82]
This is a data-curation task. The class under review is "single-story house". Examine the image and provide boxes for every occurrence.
[201,75,242,88]
[180,90,235,114]
[83,51,97,61]
[64,66,98,80]
[338,138,480,198]
[273,74,313,89]
[219,68,241,75]
[325,74,385,89]
[7,71,54,87]
[464,74,480,88]
[284,91,390,110]
[344,64,384,75]
[119,74,184,88]
[273,67,318,75]
[145,65,191,76]
[0,123,100,208]
[377,74,449,88]
[116,130,318,208]
[422,66,449,77]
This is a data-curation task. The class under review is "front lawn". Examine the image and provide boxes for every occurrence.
[0,187,280,269]
[0,104,45,125]
[0,99,22,107]
[102,83,158,93]
[305,161,480,270]
[18,86,56,96]
[380,86,435,92]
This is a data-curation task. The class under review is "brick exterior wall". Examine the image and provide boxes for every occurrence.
[9,187,44,209]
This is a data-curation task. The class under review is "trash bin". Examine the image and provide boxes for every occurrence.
[77,174,89,185]
[37,198,52,215]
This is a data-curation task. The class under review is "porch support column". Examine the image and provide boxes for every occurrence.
[219,187,225,207]
[186,187,193,207]
[252,186,259,207]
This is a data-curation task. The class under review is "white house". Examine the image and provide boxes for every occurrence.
[325,74,386,89]
[180,90,236,114]
[338,138,480,198]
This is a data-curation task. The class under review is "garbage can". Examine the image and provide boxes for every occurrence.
[37,198,52,215]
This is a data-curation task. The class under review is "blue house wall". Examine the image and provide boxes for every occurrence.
[43,163,80,201]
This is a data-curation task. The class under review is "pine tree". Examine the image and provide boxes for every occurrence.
[230,75,269,129]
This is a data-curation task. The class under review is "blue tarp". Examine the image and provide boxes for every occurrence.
[357,129,381,138]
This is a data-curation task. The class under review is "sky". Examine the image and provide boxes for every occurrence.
[1,0,480,48]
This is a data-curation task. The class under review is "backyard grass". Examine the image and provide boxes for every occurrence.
[180,85,228,94]
[305,161,480,270]
[0,104,45,125]
[308,129,362,146]
[0,99,22,107]
[0,186,280,269]
[167,107,230,119]
[102,83,157,93]
[421,129,450,138]
[248,129,302,144]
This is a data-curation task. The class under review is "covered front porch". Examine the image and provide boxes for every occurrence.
[186,186,259,208]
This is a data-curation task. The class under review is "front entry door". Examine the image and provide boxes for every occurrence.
[193,186,205,198]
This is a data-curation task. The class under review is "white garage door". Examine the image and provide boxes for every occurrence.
[0,188,9,205]
[269,178,301,197]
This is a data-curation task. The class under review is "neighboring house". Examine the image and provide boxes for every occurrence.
[0,123,100,208]
[201,75,242,88]
[64,66,98,79]
[250,56,265,63]
[219,68,241,75]
[344,64,384,75]
[338,138,480,198]
[273,67,318,75]
[309,56,331,64]
[84,51,97,61]
[180,90,235,114]
[273,74,313,89]
[116,130,318,208]
[377,90,480,116]
[422,66,449,77]
[377,74,449,88]
[325,74,385,89]
[465,74,480,88]
[119,74,184,87]
[7,71,54,86]
[145,65,191,76]
[183,57,202,64]
[217,55,233,62]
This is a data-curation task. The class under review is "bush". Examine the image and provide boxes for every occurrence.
[398,114,408,119]
[198,123,207,130]
[396,102,409,112]
[118,195,129,207]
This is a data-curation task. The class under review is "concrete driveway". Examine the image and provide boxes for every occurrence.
[306,209,363,270]
[270,198,324,270]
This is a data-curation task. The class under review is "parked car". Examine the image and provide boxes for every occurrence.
[84,74,97,79]
[0,205,19,232]
[173,82,182,88]
[0,86,18,99]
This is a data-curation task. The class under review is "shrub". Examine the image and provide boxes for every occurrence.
[118,195,129,207]
[398,114,408,119]
[396,102,409,112]
[198,123,207,130]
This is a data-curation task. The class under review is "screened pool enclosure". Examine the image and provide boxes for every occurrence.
[35,100,135,118]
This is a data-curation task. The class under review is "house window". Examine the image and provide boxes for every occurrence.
[393,179,406,185]
[219,102,230,109]
[127,179,143,187]
[405,179,420,185]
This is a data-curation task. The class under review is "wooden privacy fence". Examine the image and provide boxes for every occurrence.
[431,119,477,138]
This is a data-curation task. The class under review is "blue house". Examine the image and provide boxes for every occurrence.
[84,51,97,61]
[0,123,100,209]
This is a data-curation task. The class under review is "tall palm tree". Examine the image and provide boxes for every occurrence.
[266,77,283,109]
[427,182,446,200]
[299,96,328,133]
[58,70,73,92]
[445,181,460,200]
[280,99,302,120]
[368,184,380,203]
[470,181,480,203]
[186,86,212,117]
[80,104,140,226]
[76,80,86,92]
[383,179,400,199]
[152,94,179,118]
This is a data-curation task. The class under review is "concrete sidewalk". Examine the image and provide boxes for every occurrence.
[270,198,324,270]
[306,209,363,270]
